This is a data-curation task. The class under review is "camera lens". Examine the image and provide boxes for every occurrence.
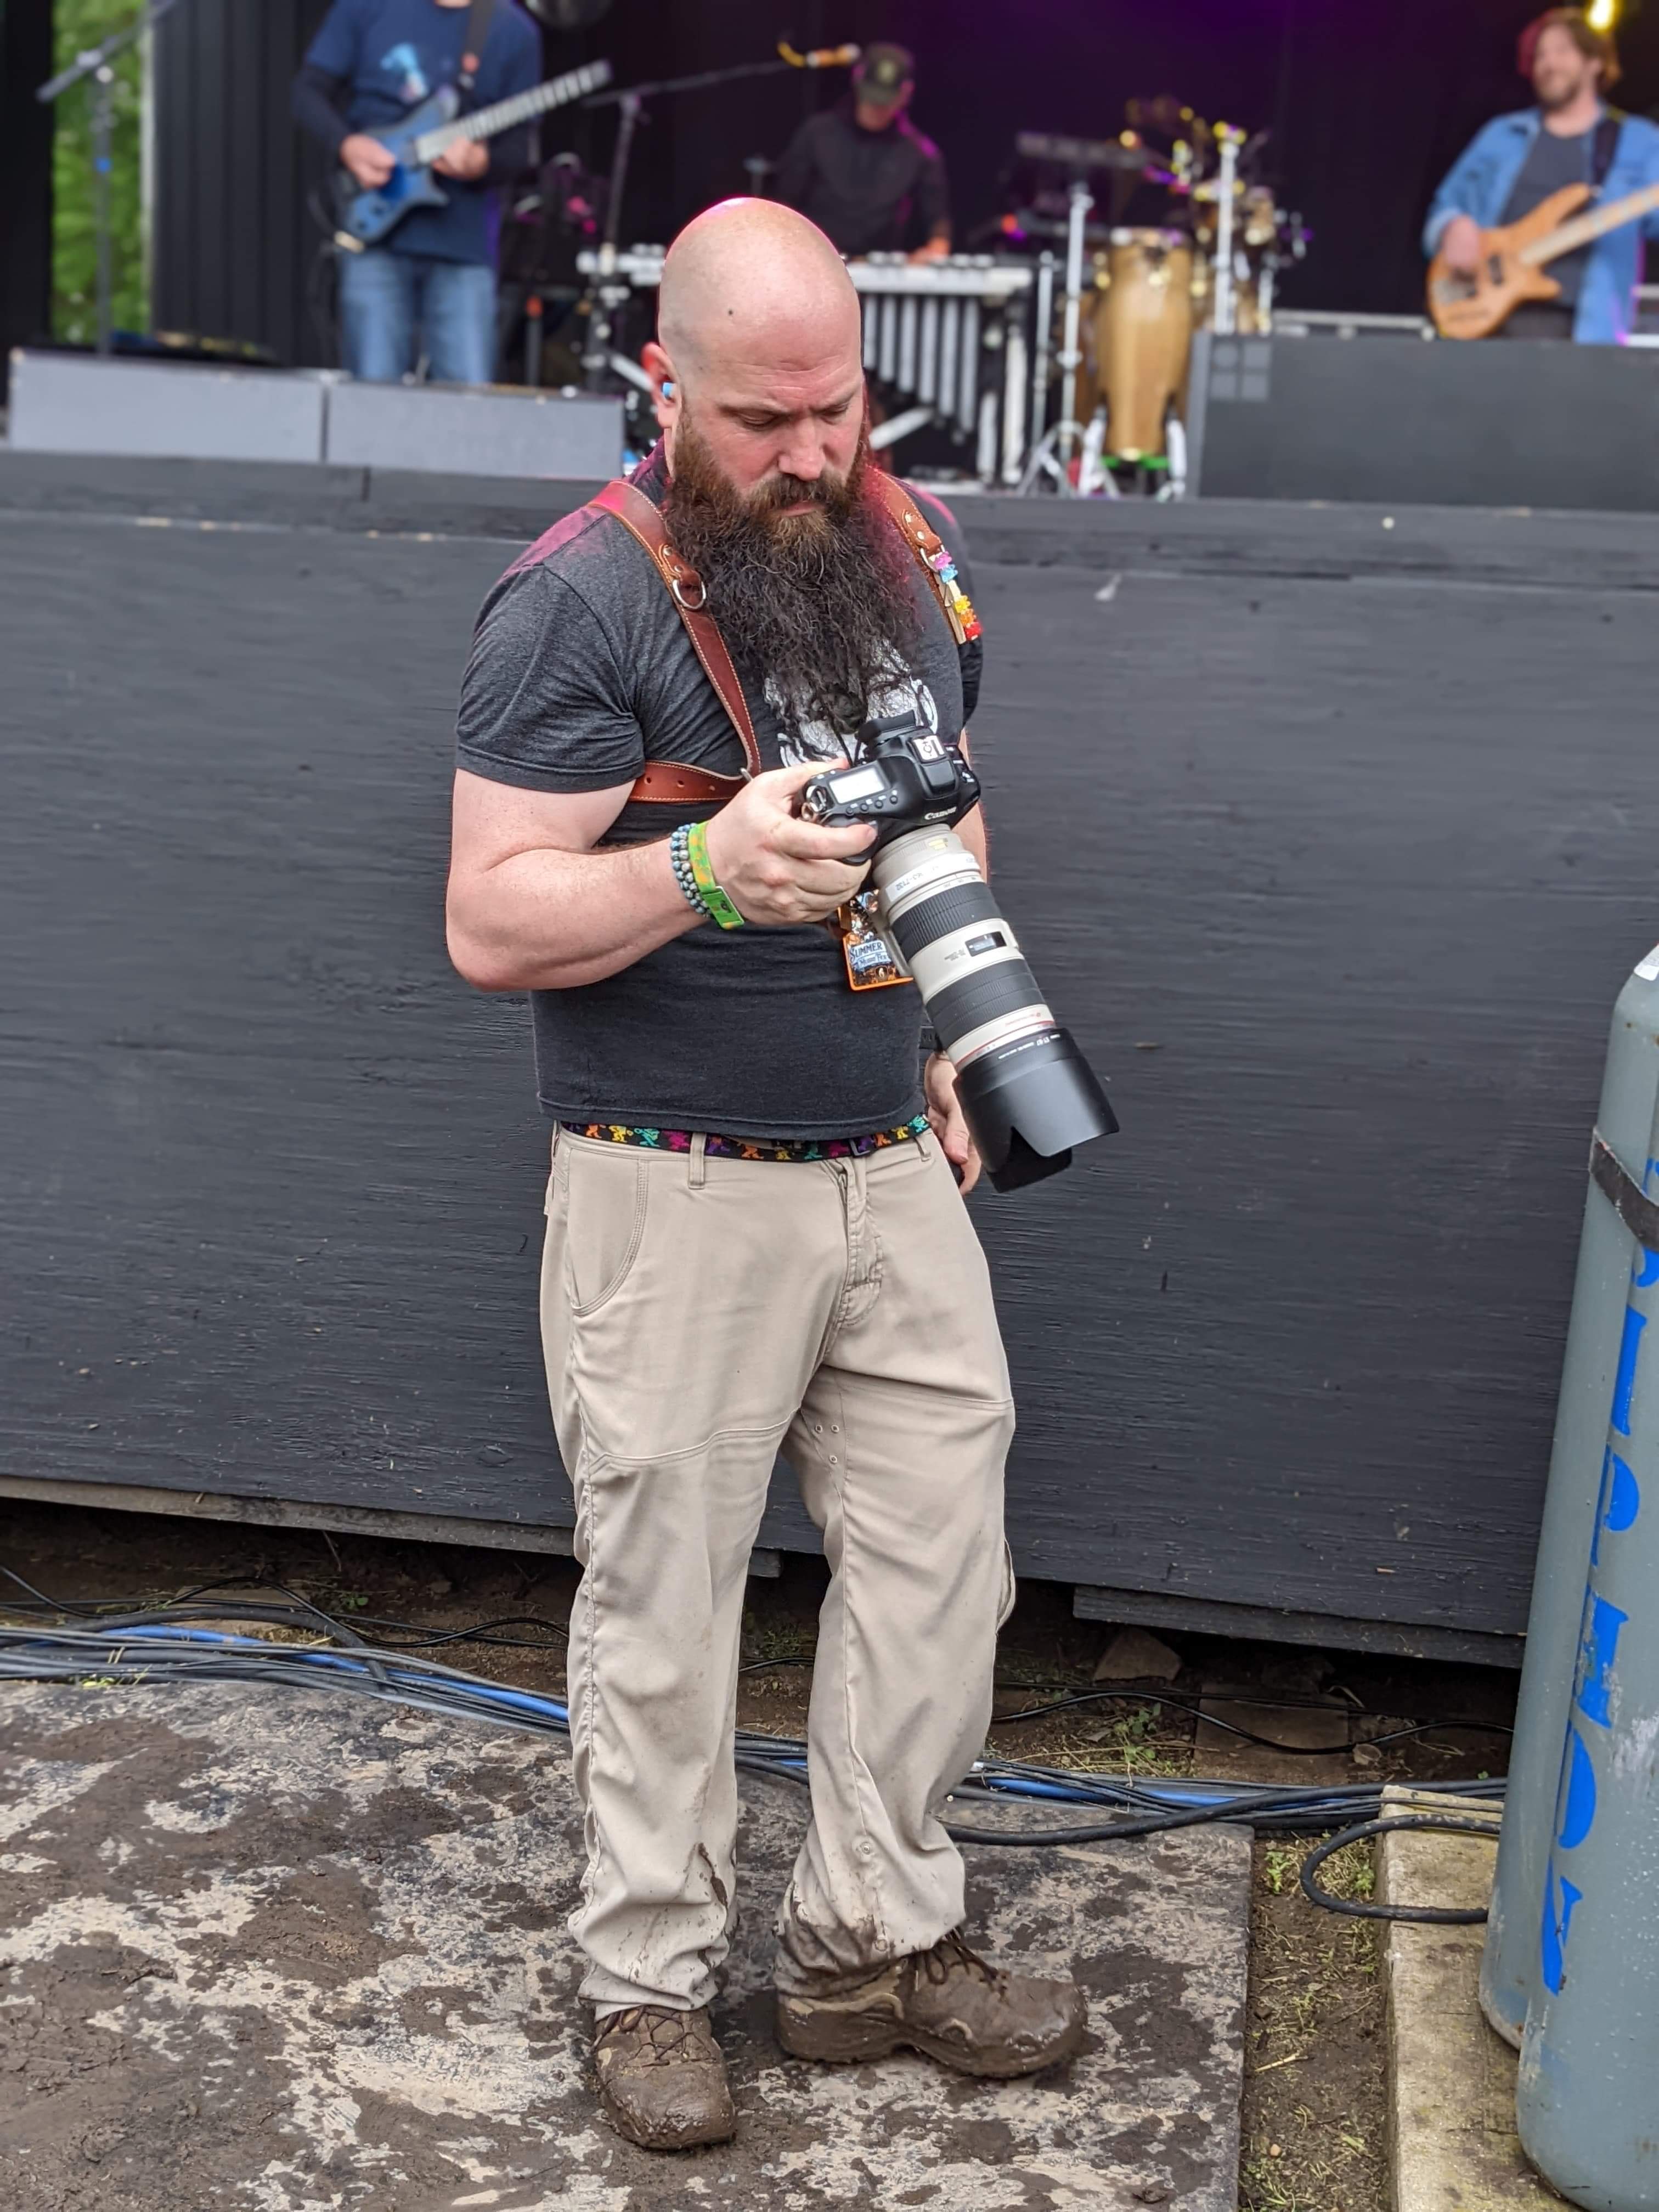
[870,829,1117,1191]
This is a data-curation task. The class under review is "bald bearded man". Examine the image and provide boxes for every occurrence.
[447,200,1085,2152]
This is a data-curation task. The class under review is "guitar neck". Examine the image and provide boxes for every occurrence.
[1520,178,1659,266]
[411,60,610,164]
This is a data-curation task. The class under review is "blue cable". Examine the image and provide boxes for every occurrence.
[8,1623,1505,1826]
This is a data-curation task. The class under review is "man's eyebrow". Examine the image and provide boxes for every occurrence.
[717,388,864,422]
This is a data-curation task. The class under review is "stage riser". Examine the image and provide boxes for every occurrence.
[1193,331,1659,511]
[3,487,1652,1654]
[6,353,624,481]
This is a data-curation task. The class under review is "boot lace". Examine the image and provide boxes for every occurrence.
[916,1927,1000,1990]
[597,2005,713,2066]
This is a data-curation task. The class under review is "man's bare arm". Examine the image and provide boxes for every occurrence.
[445,763,878,993]
[446,771,696,992]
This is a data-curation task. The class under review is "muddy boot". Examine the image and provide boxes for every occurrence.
[593,2004,737,2150]
[775,1927,1086,2079]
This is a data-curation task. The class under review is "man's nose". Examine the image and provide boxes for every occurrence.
[774,427,828,482]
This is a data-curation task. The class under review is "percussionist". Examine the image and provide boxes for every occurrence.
[774,43,952,263]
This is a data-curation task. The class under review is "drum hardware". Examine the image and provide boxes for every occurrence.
[577,250,1035,487]
[1209,124,1244,336]
[1015,170,1106,496]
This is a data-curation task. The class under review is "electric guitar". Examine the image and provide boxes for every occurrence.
[336,58,612,248]
[1427,176,1659,338]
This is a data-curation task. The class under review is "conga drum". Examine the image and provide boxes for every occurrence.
[1087,229,1195,463]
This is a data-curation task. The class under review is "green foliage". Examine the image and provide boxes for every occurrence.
[52,0,150,345]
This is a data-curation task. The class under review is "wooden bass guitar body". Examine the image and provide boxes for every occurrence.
[1426,182,1590,339]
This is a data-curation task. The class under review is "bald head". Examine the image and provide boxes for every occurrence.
[644,198,868,500]
[659,199,859,380]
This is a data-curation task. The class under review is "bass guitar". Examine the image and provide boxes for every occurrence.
[336,58,612,249]
[1427,176,1659,338]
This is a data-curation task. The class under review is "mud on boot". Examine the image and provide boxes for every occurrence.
[775,1926,1087,2079]
[594,2003,737,2151]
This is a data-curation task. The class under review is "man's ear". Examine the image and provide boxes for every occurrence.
[642,341,679,432]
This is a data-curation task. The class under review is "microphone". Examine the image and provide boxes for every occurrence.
[777,41,862,69]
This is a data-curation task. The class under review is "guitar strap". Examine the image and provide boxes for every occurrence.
[1592,109,1626,194]
[458,0,498,95]
[577,472,975,810]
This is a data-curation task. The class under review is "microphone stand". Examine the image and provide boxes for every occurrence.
[577,55,833,393]
[36,0,182,359]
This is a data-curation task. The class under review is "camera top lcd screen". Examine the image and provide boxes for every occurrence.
[828,766,887,802]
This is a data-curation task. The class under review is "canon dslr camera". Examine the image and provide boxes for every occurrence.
[801,709,1116,1192]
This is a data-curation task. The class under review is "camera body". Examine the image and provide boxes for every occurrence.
[799,710,981,848]
[797,708,1117,1194]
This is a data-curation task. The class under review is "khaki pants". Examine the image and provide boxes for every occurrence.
[541,1123,1015,2014]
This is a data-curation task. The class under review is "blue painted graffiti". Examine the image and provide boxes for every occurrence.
[1575,1592,1629,1728]
[1610,1307,1646,1436]
[1591,1449,1640,1567]
[1557,1727,1597,1850]
[1537,1228,1647,2000]
[1541,1866,1584,1996]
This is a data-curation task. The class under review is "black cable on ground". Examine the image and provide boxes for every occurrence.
[1299,1814,1502,1923]
[984,1686,1513,1753]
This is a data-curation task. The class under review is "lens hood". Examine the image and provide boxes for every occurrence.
[956,1028,1119,1192]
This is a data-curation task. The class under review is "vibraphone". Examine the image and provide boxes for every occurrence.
[577,249,1035,486]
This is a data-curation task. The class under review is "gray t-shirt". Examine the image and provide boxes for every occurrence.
[455,448,981,1138]
[1500,123,1596,305]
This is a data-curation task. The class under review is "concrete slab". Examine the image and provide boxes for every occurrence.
[1379,1786,1554,2212]
[0,1683,1250,2212]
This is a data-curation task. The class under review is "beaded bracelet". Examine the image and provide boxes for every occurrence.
[668,823,705,917]
[686,819,746,930]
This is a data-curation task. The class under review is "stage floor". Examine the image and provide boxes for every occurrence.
[4,459,1657,1655]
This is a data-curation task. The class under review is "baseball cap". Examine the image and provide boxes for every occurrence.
[854,42,915,106]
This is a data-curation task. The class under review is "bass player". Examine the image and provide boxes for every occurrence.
[293,0,541,383]
[1424,7,1659,341]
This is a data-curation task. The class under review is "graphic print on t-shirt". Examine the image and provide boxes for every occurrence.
[379,41,430,105]
[766,645,940,769]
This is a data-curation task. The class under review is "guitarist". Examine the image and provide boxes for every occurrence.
[292,0,541,383]
[1424,7,1659,342]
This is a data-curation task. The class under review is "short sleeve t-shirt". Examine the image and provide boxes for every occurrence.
[1499,123,1597,305]
[303,0,542,264]
[455,448,981,1138]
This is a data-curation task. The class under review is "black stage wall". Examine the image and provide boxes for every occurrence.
[0,0,55,388]
[4,468,1658,1660]
[140,0,1659,366]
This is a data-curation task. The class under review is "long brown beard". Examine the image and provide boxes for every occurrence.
[662,410,923,737]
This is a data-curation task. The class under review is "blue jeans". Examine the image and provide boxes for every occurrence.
[337,249,497,385]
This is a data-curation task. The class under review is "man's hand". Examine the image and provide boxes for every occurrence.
[340,132,396,189]
[1440,213,1482,276]
[701,760,875,927]
[924,1051,981,1194]
[907,234,952,266]
[433,139,490,183]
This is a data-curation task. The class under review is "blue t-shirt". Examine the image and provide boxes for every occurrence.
[306,0,542,264]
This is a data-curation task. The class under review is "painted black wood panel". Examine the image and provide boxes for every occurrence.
[2,504,1653,1638]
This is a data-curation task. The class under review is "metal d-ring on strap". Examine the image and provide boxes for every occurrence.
[1589,1130,1659,1251]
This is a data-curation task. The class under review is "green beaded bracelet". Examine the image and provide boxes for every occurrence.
[686,819,746,930]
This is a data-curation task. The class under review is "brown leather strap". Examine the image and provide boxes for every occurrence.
[588,480,763,801]
[869,469,956,625]
[629,758,747,805]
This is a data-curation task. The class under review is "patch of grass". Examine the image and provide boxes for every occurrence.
[1315,1839,1376,1903]
[740,1611,816,1669]
[1261,1845,1301,1897]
